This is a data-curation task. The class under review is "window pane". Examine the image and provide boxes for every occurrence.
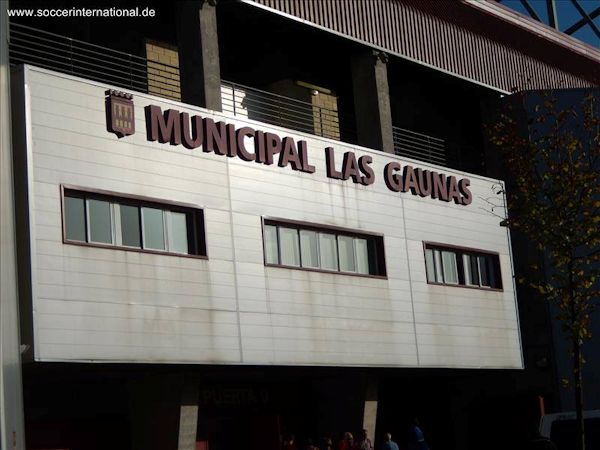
[319,233,338,271]
[470,255,481,285]
[300,230,319,268]
[463,254,471,284]
[170,212,188,254]
[355,238,369,274]
[425,249,436,282]
[64,196,86,241]
[479,255,490,286]
[142,207,165,250]
[88,199,112,244]
[120,204,140,247]
[442,250,458,284]
[279,227,300,266]
[488,258,497,288]
[433,249,443,282]
[264,225,279,264]
[463,254,480,286]
[338,235,356,272]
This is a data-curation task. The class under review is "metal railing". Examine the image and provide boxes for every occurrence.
[392,126,447,166]
[221,80,356,144]
[8,22,180,100]
[9,23,463,169]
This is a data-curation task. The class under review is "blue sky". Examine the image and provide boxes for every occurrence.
[501,0,599,48]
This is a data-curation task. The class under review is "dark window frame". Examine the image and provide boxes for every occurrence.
[60,185,207,259]
[261,217,387,279]
[423,241,503,291]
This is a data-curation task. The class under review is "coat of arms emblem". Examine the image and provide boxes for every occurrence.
[106,90,135,138]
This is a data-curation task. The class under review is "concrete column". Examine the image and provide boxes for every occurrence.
[176,0,222,111]
[177,379,199,450]
[1,1,27,448]
[129,374,181,450]
[449,393,470,450]
[351,50,394,154]
[362,375,379,444]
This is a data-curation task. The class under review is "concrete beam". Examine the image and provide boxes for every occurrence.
[176,0,222,111]
[351,50,394,154]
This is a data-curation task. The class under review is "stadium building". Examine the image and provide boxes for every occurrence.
[1,1,598,449]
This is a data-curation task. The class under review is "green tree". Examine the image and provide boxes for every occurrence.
[489,90,599,450]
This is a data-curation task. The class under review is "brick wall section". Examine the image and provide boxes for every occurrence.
[145,40,181,101]
[312,91,340,140]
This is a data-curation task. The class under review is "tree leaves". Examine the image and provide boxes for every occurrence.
[488,90,599,377]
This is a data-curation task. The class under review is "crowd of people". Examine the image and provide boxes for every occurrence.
[282,422,429,450]
[281,420,561,450]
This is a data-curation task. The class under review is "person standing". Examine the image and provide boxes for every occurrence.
[408,419,429,450]
[284,433,299,450]
[356,429,373,450]
[382,433,399,450]
[321,434,334,450]
[338,432,354,450]
[305,438,320,450]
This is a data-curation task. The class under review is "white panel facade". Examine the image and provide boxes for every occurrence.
[20,66,522,368]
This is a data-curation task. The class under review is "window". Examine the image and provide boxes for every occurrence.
[262,219,386,277]
[319,232,339,271]
[62,188,206,257]
[279,226,301,266]
[299,230,319,268]
[424,243,502,289]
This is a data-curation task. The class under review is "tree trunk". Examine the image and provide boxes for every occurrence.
[570,265,585,450]
[569,260,585,450]
[573,336,585,450]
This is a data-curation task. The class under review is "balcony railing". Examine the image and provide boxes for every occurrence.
[8,22,180,100]
[8,22,356,144]
[392,126,447,166]
[221,80,356,144]
[9,22,470,170]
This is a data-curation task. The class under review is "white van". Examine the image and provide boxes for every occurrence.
[539,410,600,450]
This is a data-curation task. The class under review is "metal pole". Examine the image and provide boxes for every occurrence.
[564,7,600,35]
[546,0,559,29]
[519,0,541,22]
[569,0,600,39]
